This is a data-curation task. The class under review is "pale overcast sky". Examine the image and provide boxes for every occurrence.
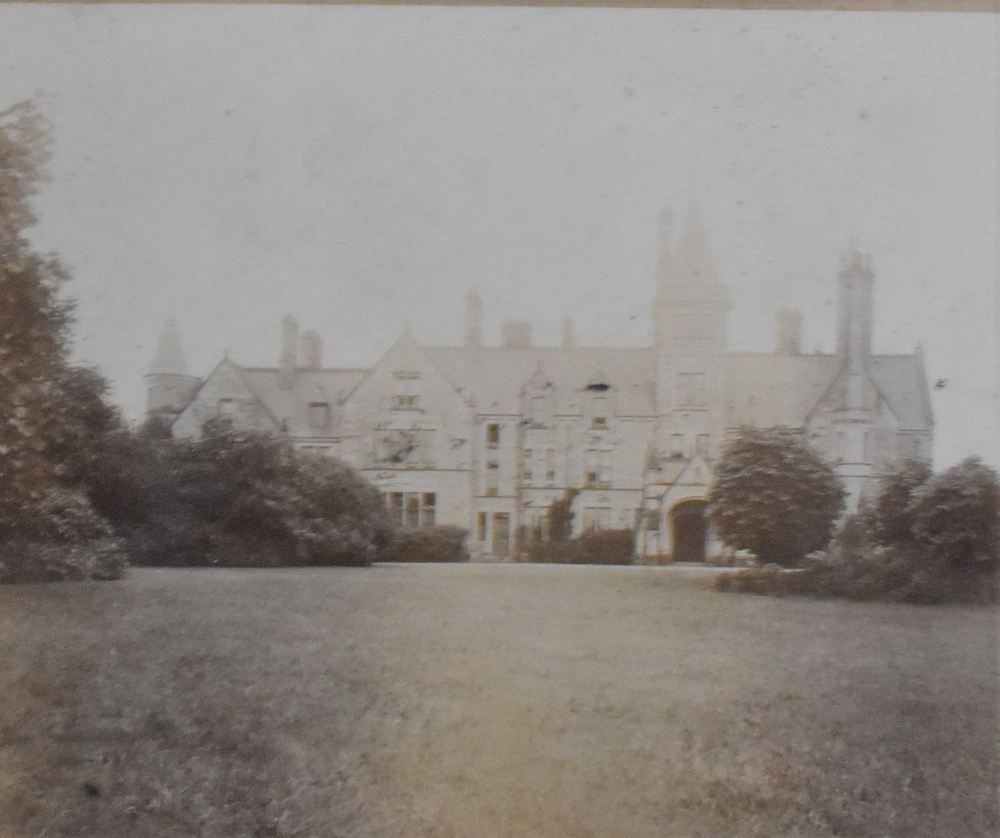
[1,5,996,469]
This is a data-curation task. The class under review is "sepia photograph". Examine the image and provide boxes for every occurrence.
[0,2,997,835]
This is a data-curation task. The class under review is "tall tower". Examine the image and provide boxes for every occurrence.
[836,241,874,378]
[653,203,730,459]
[145,318,200,423]
[832,242,877,508]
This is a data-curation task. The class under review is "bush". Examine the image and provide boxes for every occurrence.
[708,426,846,567]
[910,457,1000,571]
[0,488,128,582]
[379,526,470,563]
[125,420,393,568]
[525,528,635,565]
[714,501,1000,606]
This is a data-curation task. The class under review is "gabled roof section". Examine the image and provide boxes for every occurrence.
[868,355,934,430]
[423,346,656,416]
[724,353,843,429]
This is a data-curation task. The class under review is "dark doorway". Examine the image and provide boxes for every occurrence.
[671,500,707,563]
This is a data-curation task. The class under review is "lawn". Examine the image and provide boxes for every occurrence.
[0,564,996,837]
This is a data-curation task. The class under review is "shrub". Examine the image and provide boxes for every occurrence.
[708,426,846,567]
[0,488,128,582]
[379,526,470,563]
[125,420,393,568]
[525,528,635,565]
[910,457,1000,571]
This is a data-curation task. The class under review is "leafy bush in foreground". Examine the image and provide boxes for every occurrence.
[716,458,1000,605]
[524,528,635,565]
[379,526,470,563]
[126,419,393,567]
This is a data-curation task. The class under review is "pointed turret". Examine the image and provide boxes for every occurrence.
[145,319,201,423]
[674,201,717,285]
[149,317,189,376]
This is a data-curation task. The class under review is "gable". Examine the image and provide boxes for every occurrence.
[172,359,280,438]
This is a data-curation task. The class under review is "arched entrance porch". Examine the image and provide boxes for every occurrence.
[670,499,707,563]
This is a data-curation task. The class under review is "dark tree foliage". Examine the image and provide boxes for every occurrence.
[0,101,128,578]
[379,526,470,563]
[708,426,846,567]
[863,459,933,551]
[127,419,394,567]
[546,488,579,543]
[910,457,1000,570]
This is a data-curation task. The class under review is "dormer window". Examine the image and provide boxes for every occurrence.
[392,394,419,410]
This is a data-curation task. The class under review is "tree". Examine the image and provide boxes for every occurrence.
[708,426,846,567]
[862,458,932,551]
[0,101,127,578]
[910,457,1000,570]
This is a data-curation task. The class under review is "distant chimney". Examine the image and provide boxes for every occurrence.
[501,320,532,349]
[465,291,483,347]
[775,309,802,355]
[279,315,299,389]
[300,329,322,370]
[561,316,576,349]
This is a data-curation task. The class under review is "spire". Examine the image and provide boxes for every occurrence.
[149,318,189,376]
[656,205,675,285]
[675,200,717,285]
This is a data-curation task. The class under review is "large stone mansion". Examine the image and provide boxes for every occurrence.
[146,208,933,561]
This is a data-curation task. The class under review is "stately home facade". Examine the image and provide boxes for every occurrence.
[147,209,933,561]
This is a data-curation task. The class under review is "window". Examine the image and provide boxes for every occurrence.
[545,449,556,486]
[218,398,238,418]
[405,494,420,528]
[591,416,608,430]
[393,370,419,380]
[677,372,707,408]
[696,433,711,458]
[486,423,500,447]
[582,507,611,532]
[307,401,330,430]
[522,449,533,485]
[476,511,487,541]
[421,493,436,527]
[485,460,499,495]
[584,449,611,487]
[492,512,511,557]
[392,394,419,410]
[670,434,686,458]
[387,492,436,529]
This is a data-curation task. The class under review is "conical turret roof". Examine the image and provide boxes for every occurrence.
[148,318,190,376]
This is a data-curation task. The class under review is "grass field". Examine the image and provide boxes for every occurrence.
[0,564,996,837]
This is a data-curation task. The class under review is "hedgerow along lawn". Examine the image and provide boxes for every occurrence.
[0,564,995,837]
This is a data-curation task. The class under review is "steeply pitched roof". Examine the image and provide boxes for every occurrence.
[869,355,934,430]
[723,352,933,431]
[422,346,657,416]
[240,367,366,435]
[724,353,842,429]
